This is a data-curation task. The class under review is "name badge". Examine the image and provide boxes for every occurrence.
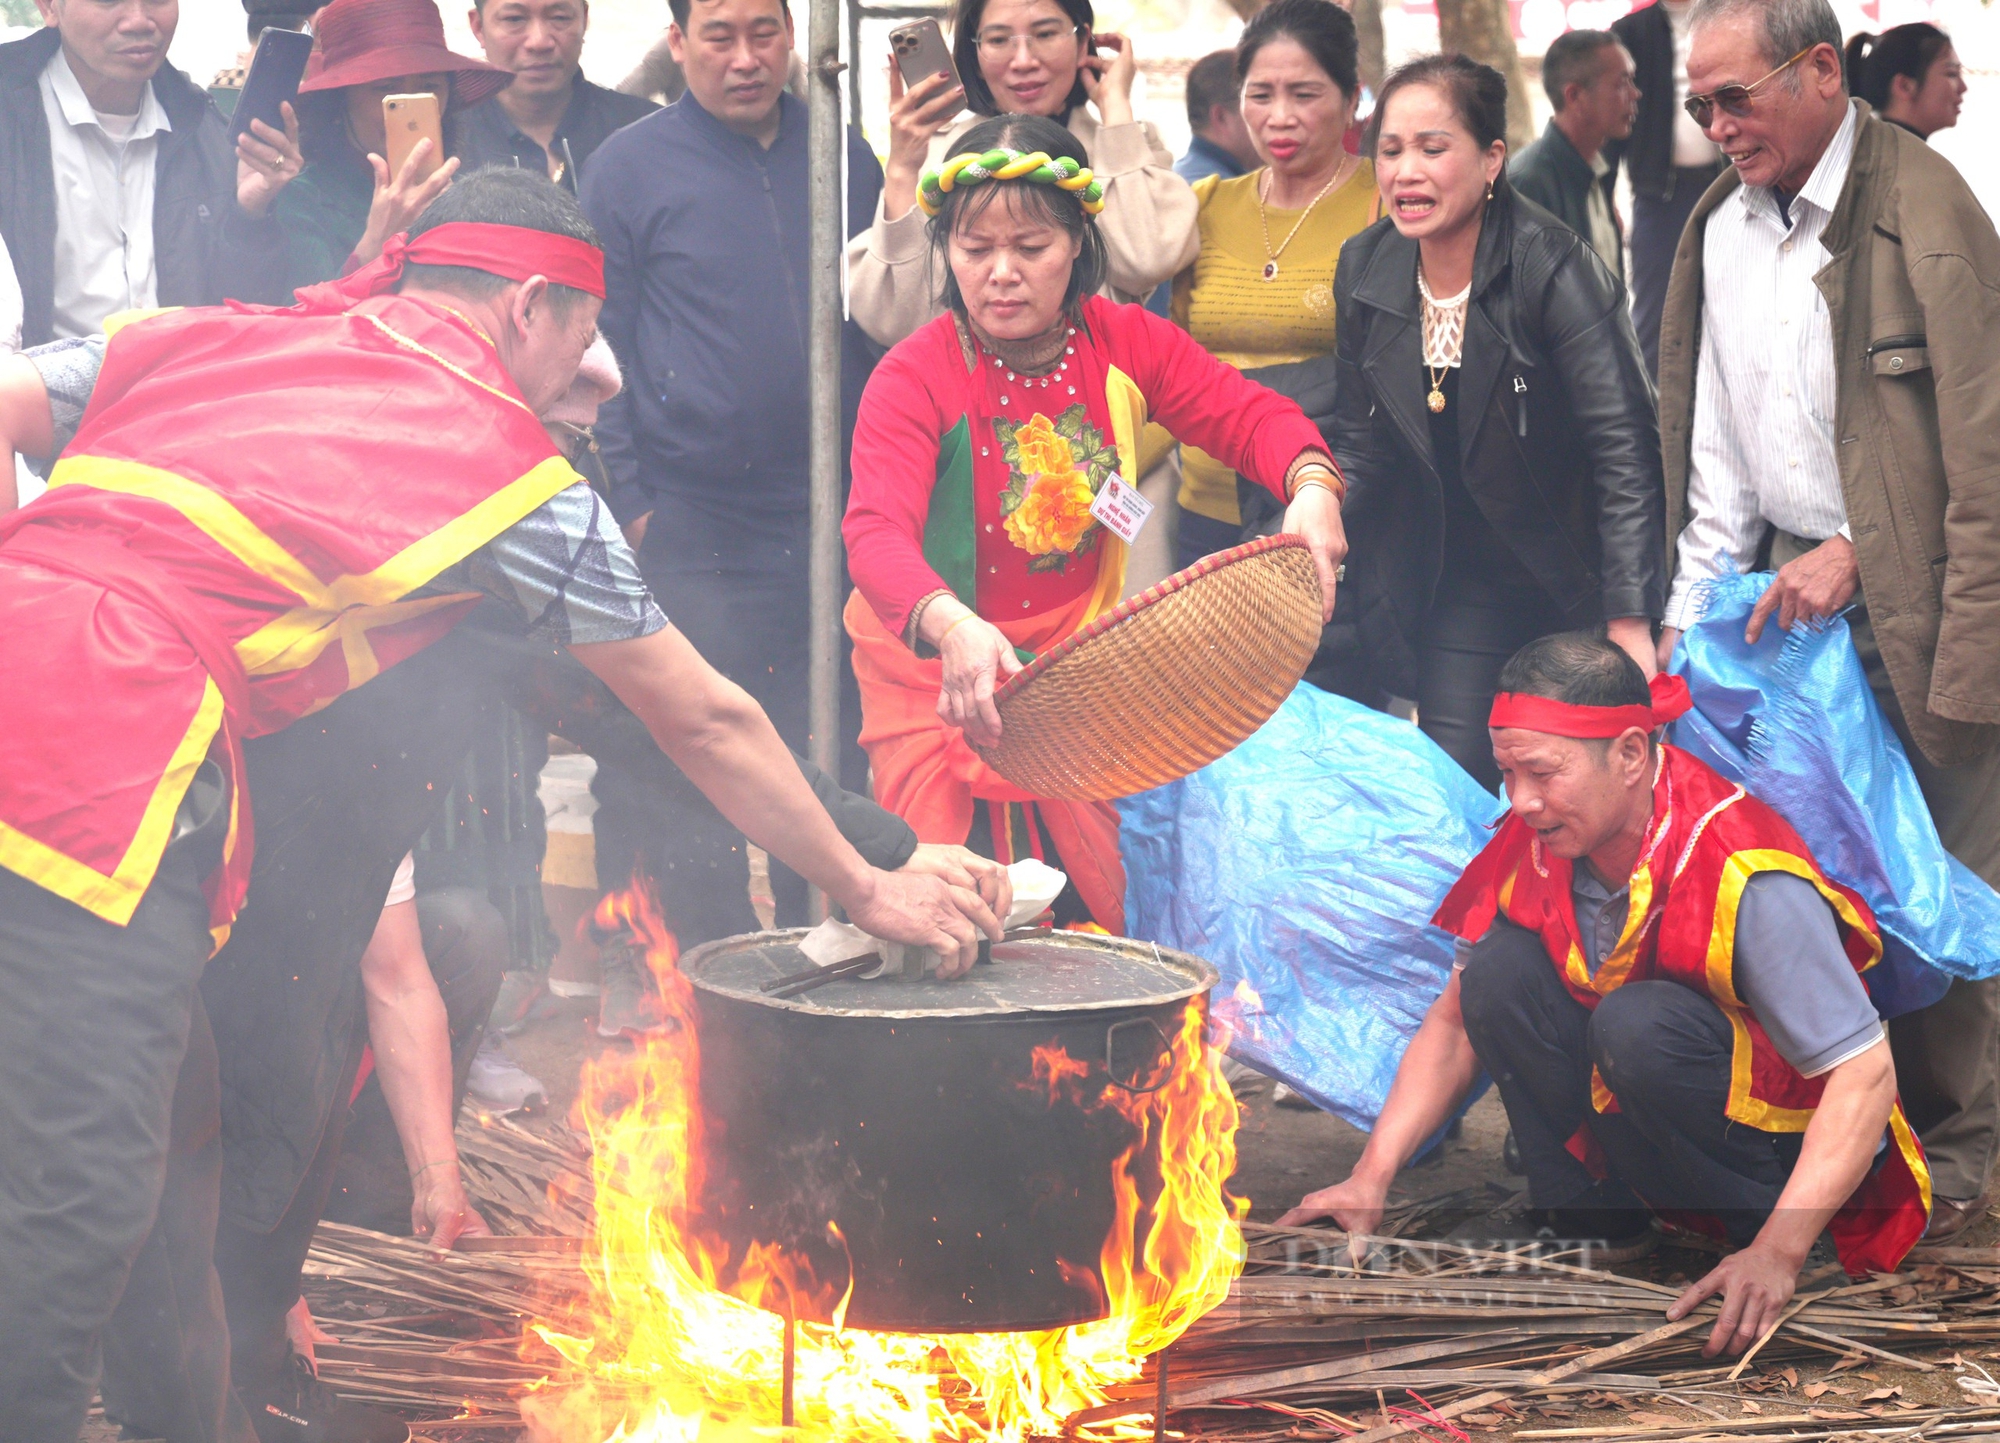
[1089,473,1154,545]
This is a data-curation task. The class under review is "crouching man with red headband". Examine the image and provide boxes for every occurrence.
[1283,630,1931,1358]
[0,169,1000,1442]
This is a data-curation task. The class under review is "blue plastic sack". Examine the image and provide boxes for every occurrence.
[1120,684,1504,1130]
[1670,573,2000,1009]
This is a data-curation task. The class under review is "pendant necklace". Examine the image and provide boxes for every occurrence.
[1416,264,1469,413]
[1257,155,1354,282]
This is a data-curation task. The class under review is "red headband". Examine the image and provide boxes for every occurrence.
[1489,672,1693,738]
[292,222,606,313]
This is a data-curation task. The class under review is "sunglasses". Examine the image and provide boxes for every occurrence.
[1682,45,1816,128]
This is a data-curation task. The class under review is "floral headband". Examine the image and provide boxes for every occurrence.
[917,148,1107,218]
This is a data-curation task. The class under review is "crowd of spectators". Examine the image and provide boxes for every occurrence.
[0,0,1993,1436]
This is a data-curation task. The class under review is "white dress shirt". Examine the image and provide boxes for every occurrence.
[39,47,171,340]
[1664,102,1859,631]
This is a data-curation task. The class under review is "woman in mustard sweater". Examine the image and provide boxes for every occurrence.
[1171,0,1375,567]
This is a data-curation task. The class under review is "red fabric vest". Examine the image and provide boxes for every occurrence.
[0,297,580,943]
[1434,745,1931,1276]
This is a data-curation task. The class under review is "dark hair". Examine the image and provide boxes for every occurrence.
[401,169,603,310]
[950,0,1093,118]
[1844,23,1951,111]
[1236,0,1358,103]
[1541,29,1618,112]
[669,0,787,33]
[1184,50,1240,131]
[1496,631,1652,711]
[1366,51,1509,165]
[926,113,1108,318]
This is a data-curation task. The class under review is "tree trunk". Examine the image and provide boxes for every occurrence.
[1434,0,1534,151]
[1355,0,1387,101]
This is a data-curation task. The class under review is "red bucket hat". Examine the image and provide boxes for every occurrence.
[300,0,512,111]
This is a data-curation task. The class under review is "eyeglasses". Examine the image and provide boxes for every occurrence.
[976,23,1081,59]
[1682,45,1815,128]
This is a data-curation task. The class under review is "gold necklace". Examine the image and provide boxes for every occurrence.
[1416,265,1469,413]
[1257,154,1355,282]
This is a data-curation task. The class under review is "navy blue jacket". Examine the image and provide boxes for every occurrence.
[580,91,884,529]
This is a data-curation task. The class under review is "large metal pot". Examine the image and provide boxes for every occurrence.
[681,929,1217,1334]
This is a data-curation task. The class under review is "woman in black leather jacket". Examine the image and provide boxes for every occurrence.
[1327,53,1664,789]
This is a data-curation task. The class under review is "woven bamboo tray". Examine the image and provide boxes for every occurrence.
[976,533,1323,800]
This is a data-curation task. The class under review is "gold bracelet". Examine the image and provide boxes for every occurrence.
[1288,460,1346,503]
[938,611,978,646]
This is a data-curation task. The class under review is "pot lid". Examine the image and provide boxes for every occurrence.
[681,928,1217,1020]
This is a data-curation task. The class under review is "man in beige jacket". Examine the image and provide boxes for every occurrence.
[1656,0,2000,1239]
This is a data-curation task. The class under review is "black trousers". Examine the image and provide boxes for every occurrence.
[1459,920,1804,1244]
[1628,164,1724,375]
[0,765,252,1443]
[1416,575,1568,793]
[592,516,866,941]
[210,887,505,1401]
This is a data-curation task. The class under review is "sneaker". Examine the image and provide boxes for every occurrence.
[487,969,547,1036]
[466,1035,547,1115]
[241,1353,407,1443]
[595,930,669,1039]
[1448,1185,1656,1266]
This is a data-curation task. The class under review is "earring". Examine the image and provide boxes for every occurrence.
[1486,180,1495,201]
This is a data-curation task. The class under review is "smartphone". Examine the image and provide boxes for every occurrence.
[889,18,961,100]
[228,26,313,143]
[383,92,445,181]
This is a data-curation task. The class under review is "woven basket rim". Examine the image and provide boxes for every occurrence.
[993,532,1311,706]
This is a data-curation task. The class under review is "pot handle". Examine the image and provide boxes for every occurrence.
[1105,1016,1173,1095]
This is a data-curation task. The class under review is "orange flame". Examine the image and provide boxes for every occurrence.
[525,882,1246,1442]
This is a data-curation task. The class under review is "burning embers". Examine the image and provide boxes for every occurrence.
[523,884,1246,1442]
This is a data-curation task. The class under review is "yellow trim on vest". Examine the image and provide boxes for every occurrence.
[0,678,223,927]
[238,593,481,680]
[50,454,581,688]
[208,752,244,955]
[49,455,328,601]
[1085,364,1144,621]
[1707,848,1884,1132]
[1585,862,1657,997]
[1889,1102,1934,1216]
[103,307,183,339]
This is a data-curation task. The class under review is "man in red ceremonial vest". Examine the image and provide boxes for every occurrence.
[0,170,1001,1443]
[1282,631,1931,1358]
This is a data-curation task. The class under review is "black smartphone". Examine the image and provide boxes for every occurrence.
[228,26,314,143]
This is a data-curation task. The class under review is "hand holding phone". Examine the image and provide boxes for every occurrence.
[884,20,965,208]
[350,93,457,271]
[383,92,446,183]
[230,26,313,143]
[890,18,959,95]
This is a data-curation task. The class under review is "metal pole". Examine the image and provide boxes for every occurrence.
[805,0,845,921]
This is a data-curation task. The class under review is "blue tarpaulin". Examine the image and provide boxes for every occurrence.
[1122,586,2000,1130]
[1120,685,1503,1130]
[1670,574,2000,1010]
